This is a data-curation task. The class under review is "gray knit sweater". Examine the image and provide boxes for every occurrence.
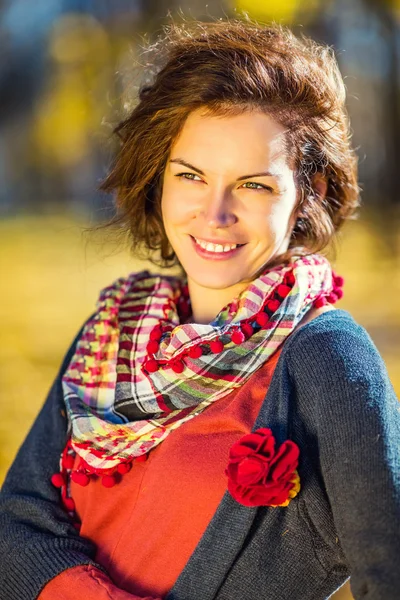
[0,310,399,600]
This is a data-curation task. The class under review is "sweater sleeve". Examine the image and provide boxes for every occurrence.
[0,321,140,600]
[287,313,400,600]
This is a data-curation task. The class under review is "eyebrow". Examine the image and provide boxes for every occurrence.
[169,158,283,181]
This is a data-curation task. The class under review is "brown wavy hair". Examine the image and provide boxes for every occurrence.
[100,16,360,272]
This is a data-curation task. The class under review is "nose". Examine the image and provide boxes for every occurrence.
[202,188,237,228]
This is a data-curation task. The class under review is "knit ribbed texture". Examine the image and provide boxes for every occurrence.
[1,310,399,600]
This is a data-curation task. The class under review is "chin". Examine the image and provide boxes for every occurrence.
[185,269,246,290]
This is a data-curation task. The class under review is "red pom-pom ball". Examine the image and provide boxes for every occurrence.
[267,299,280,312]
[313,297,327,309]
[256,312,269,327]
[146,340,159,354]
[71,471,90,487]
[188,345,203,359]
[136,454,147,463]
[276,284,291,298]
[101,475,116,488]
[63,497,76,511]
[327,292,338,304]
[144,359,159,373]
[231,330,245,344]
[51,473,65,488]
[334,275,344,287]
[62,454,75,470]
[117,463,132,474]
[241,323,253,339]
[171,360,185,373]
[210,339,224,353]
[149,327,162,341]
[284,271,296,286]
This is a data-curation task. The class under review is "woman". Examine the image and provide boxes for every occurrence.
[0,17,399,600]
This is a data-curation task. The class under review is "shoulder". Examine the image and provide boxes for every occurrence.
[281,308,391,392]
[286,308,379,358]
[274,310,399,460]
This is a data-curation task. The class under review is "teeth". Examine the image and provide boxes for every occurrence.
[194,238,238,253]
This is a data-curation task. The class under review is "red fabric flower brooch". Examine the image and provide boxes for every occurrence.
[225,427,301,507]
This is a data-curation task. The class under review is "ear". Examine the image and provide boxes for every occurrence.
[312,174,328,201]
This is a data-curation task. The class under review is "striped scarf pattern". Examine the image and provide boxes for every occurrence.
[62,254,334,471]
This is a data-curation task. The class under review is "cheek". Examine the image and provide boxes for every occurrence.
[250,199,295,242]
[161,189,175,221]
[270,191,297,225]
[161,190,192,229]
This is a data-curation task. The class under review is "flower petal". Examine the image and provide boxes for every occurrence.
[236,456,269,485]
[268,441,299,481]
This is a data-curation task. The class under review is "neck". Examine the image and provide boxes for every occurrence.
[186,278,251,325]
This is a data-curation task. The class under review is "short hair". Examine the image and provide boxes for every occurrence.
[100,17,360,270]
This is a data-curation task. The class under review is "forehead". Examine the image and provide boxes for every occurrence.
[170,108,291,172]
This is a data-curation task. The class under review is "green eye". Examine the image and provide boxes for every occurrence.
[176,172,202,181]
[242,182,272,191]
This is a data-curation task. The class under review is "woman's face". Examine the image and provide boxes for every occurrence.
[161,107,299,300]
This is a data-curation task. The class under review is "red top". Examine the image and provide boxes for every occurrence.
[39,349,282,600]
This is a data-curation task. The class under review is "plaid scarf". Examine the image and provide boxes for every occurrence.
[62,254,336,472]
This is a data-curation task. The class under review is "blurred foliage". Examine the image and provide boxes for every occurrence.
[235,0,400,22]
[0,0,399,213]
[235,0,324,23]
[33,15,111,168]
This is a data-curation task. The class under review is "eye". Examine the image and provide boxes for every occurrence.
[241,181,273,192]
[175,172,203,182]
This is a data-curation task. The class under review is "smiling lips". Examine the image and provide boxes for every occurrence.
[190,235,245,260]
[194,238,239,253]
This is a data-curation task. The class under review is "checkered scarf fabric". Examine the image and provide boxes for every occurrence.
[62,254,334,471]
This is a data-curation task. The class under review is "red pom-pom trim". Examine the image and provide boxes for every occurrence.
[284,271,296,286]
[146,340,159,354]
[188,345,203,359]
[117,463,132,474]
[149,327,162,341]
[333,275,344,287]
[210,339,224,353]
[101,475,116,488]
[256,312,269,327]
[313,297,327,308]
[327,292,339,304]
[51,473,65,488]
[63,497,76,511]
[62,454,75,470]
[276,284,291,298]
[136,454,148,463]
[71,471,90,487]
[231,330,245,344]
[334,288,343,299]
[241,323,254,339]
[171,360,185,373]
[144,359,159,373]
[267,299,280,312]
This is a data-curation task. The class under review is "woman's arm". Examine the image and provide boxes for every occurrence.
[288,313,400,599]
[0,323,160,600]
[38,565,161,600]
